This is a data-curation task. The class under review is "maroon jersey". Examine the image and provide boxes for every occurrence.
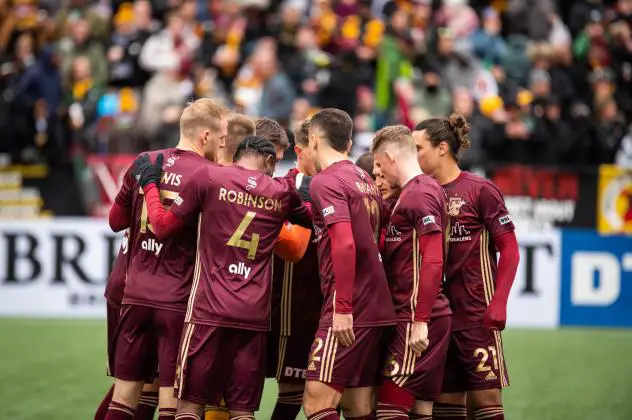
[310,160,396,328]
[104,230,130,306]
[442,172,515,330]
[172,163,309,331]
[115,148,208,312]
[382,175,451,321]
[272,169,322,336]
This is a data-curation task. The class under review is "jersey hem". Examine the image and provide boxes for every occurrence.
[122,298,187,313]
[187,318,270,332]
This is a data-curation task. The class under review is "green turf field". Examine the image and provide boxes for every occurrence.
[0,319,630,420]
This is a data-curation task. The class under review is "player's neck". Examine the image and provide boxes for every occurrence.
[217,150,233,166]
[176,138,204,157]
[398,158,423,187]
[436,161,461,186]
[318,148,347,171]
[236,156,263,173]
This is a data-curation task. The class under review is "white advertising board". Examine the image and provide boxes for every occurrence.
[0,219,121,317]
[507,230,561,328]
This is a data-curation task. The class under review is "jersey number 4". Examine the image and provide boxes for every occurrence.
[227,211,260,260]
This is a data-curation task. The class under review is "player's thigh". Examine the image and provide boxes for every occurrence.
[176,324,236,407]
[114,304,158,382]
[277,331,314,384]
[306,326,385,388]
[155,309,186,387]
[340,387,373,417]
[223,331,267,413]
[455,327,510,392]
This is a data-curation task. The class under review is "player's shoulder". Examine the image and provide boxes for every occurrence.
[461,172,504,198]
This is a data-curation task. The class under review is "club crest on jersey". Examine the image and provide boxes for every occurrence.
[246,176,257,191]
[448,196,466,216]
[322,205,335,217]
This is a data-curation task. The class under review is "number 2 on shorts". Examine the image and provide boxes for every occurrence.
[227,211,260,259]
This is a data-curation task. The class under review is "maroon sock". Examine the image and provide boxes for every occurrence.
[410,415,432,420]
[307,408,340,420]
[473,405,504,420]
[104,401,136,420]
[158,407,177,419]
[135,391,159,419]
[271,390,303,419]
[375,402,408,419]
[433,403,466,420]
[95,385,115,420]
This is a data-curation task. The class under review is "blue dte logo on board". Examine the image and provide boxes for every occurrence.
[560,229,632,327]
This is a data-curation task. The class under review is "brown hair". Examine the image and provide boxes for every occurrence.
[414,113,471,160]
[255,117,289,149]
[293,119,311,147]
[179,98,228,140]
[355,152,375,181]
[309,108,353,152]
[226,114,256,159]
[371,124,414,153]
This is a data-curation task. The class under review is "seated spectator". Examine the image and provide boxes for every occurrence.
[64,55,102,151]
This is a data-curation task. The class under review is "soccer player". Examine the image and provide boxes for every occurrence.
[412,115,520,420]
[95,230,160,420]
[255,117,290,161]
[135,136,311,420]
[218,114,257,166]
[105,99,230,420]
[354,152,376,181]
[267,119,322,420]
[303,108,396,420]
[371,125,452,420]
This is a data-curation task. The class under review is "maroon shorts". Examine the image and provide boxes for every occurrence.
[305,326,386,389]
[441,326,510,393]
[113,304,184,387]
[266,329,316,383]
[175,324,266,411]
[106,301,121,377]
[382,316,451,401]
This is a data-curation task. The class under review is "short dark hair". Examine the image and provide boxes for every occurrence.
[293,119,310,147]
[234,136,277,162]
[255,118,289,149]
[414,114,471,160]
[355,152,375,181]
[227,115,256,159]
[310,108,353,153]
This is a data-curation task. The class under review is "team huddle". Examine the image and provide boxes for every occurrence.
[96,99,521,420]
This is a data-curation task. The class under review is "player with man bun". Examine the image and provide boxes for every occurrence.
[412,115,520,420]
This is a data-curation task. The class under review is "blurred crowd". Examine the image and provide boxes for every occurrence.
[1,0,632,168]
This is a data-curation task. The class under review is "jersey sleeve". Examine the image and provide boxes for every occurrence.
[114,164,136,209]
[171,168,208,221]
[478,181,515,237]
[310,174,350,226]
[412,190,443,236]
